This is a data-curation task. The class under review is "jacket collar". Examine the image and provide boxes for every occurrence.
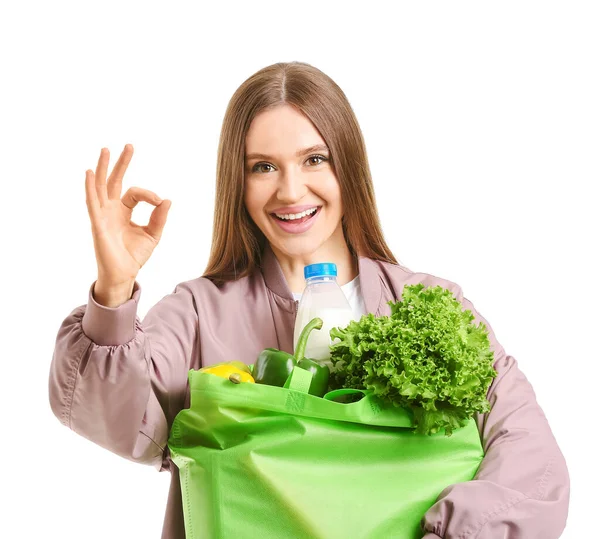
[260,242,383,315]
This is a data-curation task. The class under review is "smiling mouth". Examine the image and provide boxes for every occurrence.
[271,206,321,223]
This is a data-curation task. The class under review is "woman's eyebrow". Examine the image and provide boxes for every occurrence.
[245,144,329,161]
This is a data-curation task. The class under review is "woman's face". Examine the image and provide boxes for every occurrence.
[243,104,344,259]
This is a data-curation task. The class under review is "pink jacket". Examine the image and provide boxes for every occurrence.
[48,243,570,538]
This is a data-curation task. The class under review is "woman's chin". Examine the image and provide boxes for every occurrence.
[268,235,325,258]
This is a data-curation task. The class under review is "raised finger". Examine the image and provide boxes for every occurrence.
[85,169,101,225]
[94,147,109,205]
[107,144,134,200]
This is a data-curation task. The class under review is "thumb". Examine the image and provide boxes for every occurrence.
[145,199,171,241]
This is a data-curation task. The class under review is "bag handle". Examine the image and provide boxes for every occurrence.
[283,365,313,393]
[191,366,414,427]
[283,367,370,403]
[322,388,370,403]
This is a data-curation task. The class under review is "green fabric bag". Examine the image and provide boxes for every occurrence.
[167,366,484,539]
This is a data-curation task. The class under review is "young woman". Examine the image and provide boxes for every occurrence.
[49,61,569,538]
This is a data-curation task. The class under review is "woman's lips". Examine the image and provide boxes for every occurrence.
[270,206,321,234]
[270,204,320,214]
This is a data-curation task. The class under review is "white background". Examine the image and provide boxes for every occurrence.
[1,1,597,537]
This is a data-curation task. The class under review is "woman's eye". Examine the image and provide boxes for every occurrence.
[307,154,328,166]
[252,163,275,173]
[250,154,328,174]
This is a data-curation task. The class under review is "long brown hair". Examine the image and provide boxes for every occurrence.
[202,61,399,286]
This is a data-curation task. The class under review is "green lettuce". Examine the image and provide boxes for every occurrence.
[329,283,497,436]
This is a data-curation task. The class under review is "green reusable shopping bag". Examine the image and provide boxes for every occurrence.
[167,366,484,539]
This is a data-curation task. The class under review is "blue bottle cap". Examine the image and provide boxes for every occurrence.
[304,263,338,279]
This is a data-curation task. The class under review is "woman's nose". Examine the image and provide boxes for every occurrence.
[276,168,308,202]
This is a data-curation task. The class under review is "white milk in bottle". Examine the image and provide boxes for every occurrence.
[293,263,354,364]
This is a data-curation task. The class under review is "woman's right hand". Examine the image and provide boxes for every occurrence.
[85,144,172,288]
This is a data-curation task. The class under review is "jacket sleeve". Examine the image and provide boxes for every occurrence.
[420,286,570,539]
[48,279,199,471]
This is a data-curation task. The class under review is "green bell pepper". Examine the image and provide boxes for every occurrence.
[253,317,330,397]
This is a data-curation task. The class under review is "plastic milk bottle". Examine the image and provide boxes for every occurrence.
[293,263,354,365]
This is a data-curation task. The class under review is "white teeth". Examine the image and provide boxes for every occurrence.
[275,207,318,220]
